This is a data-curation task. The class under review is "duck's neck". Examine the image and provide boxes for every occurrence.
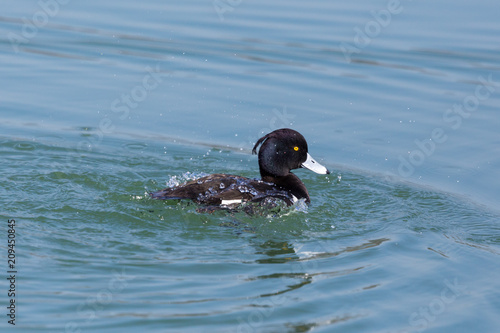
[261,172,310,203]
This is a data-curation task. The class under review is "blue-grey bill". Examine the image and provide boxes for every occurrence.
[301,153,330,174]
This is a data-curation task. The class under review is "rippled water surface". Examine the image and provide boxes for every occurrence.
[1,0,500,332]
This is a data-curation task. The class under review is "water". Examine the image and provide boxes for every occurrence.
[1,0,500,332]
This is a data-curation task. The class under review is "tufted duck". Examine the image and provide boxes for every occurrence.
[150,128,329,208]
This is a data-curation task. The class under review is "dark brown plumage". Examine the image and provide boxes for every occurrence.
[150,128,329,209]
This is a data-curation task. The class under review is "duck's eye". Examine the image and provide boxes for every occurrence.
[293,146,299,151]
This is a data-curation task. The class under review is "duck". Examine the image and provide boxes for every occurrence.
[150,128,330,208]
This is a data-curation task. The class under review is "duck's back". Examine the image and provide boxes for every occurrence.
[150,173,295,206]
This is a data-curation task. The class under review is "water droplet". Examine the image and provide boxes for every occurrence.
[237,185,249,193]
[14,142,36,151]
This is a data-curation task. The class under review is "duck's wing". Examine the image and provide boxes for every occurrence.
[150,174,294,206]
[150,174,231,201]
[150,174,255,204]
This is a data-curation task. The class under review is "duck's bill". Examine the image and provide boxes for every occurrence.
[301,153,330,174]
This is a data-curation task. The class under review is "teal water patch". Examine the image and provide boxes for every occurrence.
[1,130,499,332]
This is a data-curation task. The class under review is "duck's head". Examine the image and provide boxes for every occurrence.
[252,128,330,178]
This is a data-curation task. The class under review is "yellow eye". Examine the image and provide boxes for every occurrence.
[293,146,299,151]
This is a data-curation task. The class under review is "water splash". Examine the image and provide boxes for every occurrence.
[165,171,209,187]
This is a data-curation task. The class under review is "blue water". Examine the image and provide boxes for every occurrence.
[1,0,500,332]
